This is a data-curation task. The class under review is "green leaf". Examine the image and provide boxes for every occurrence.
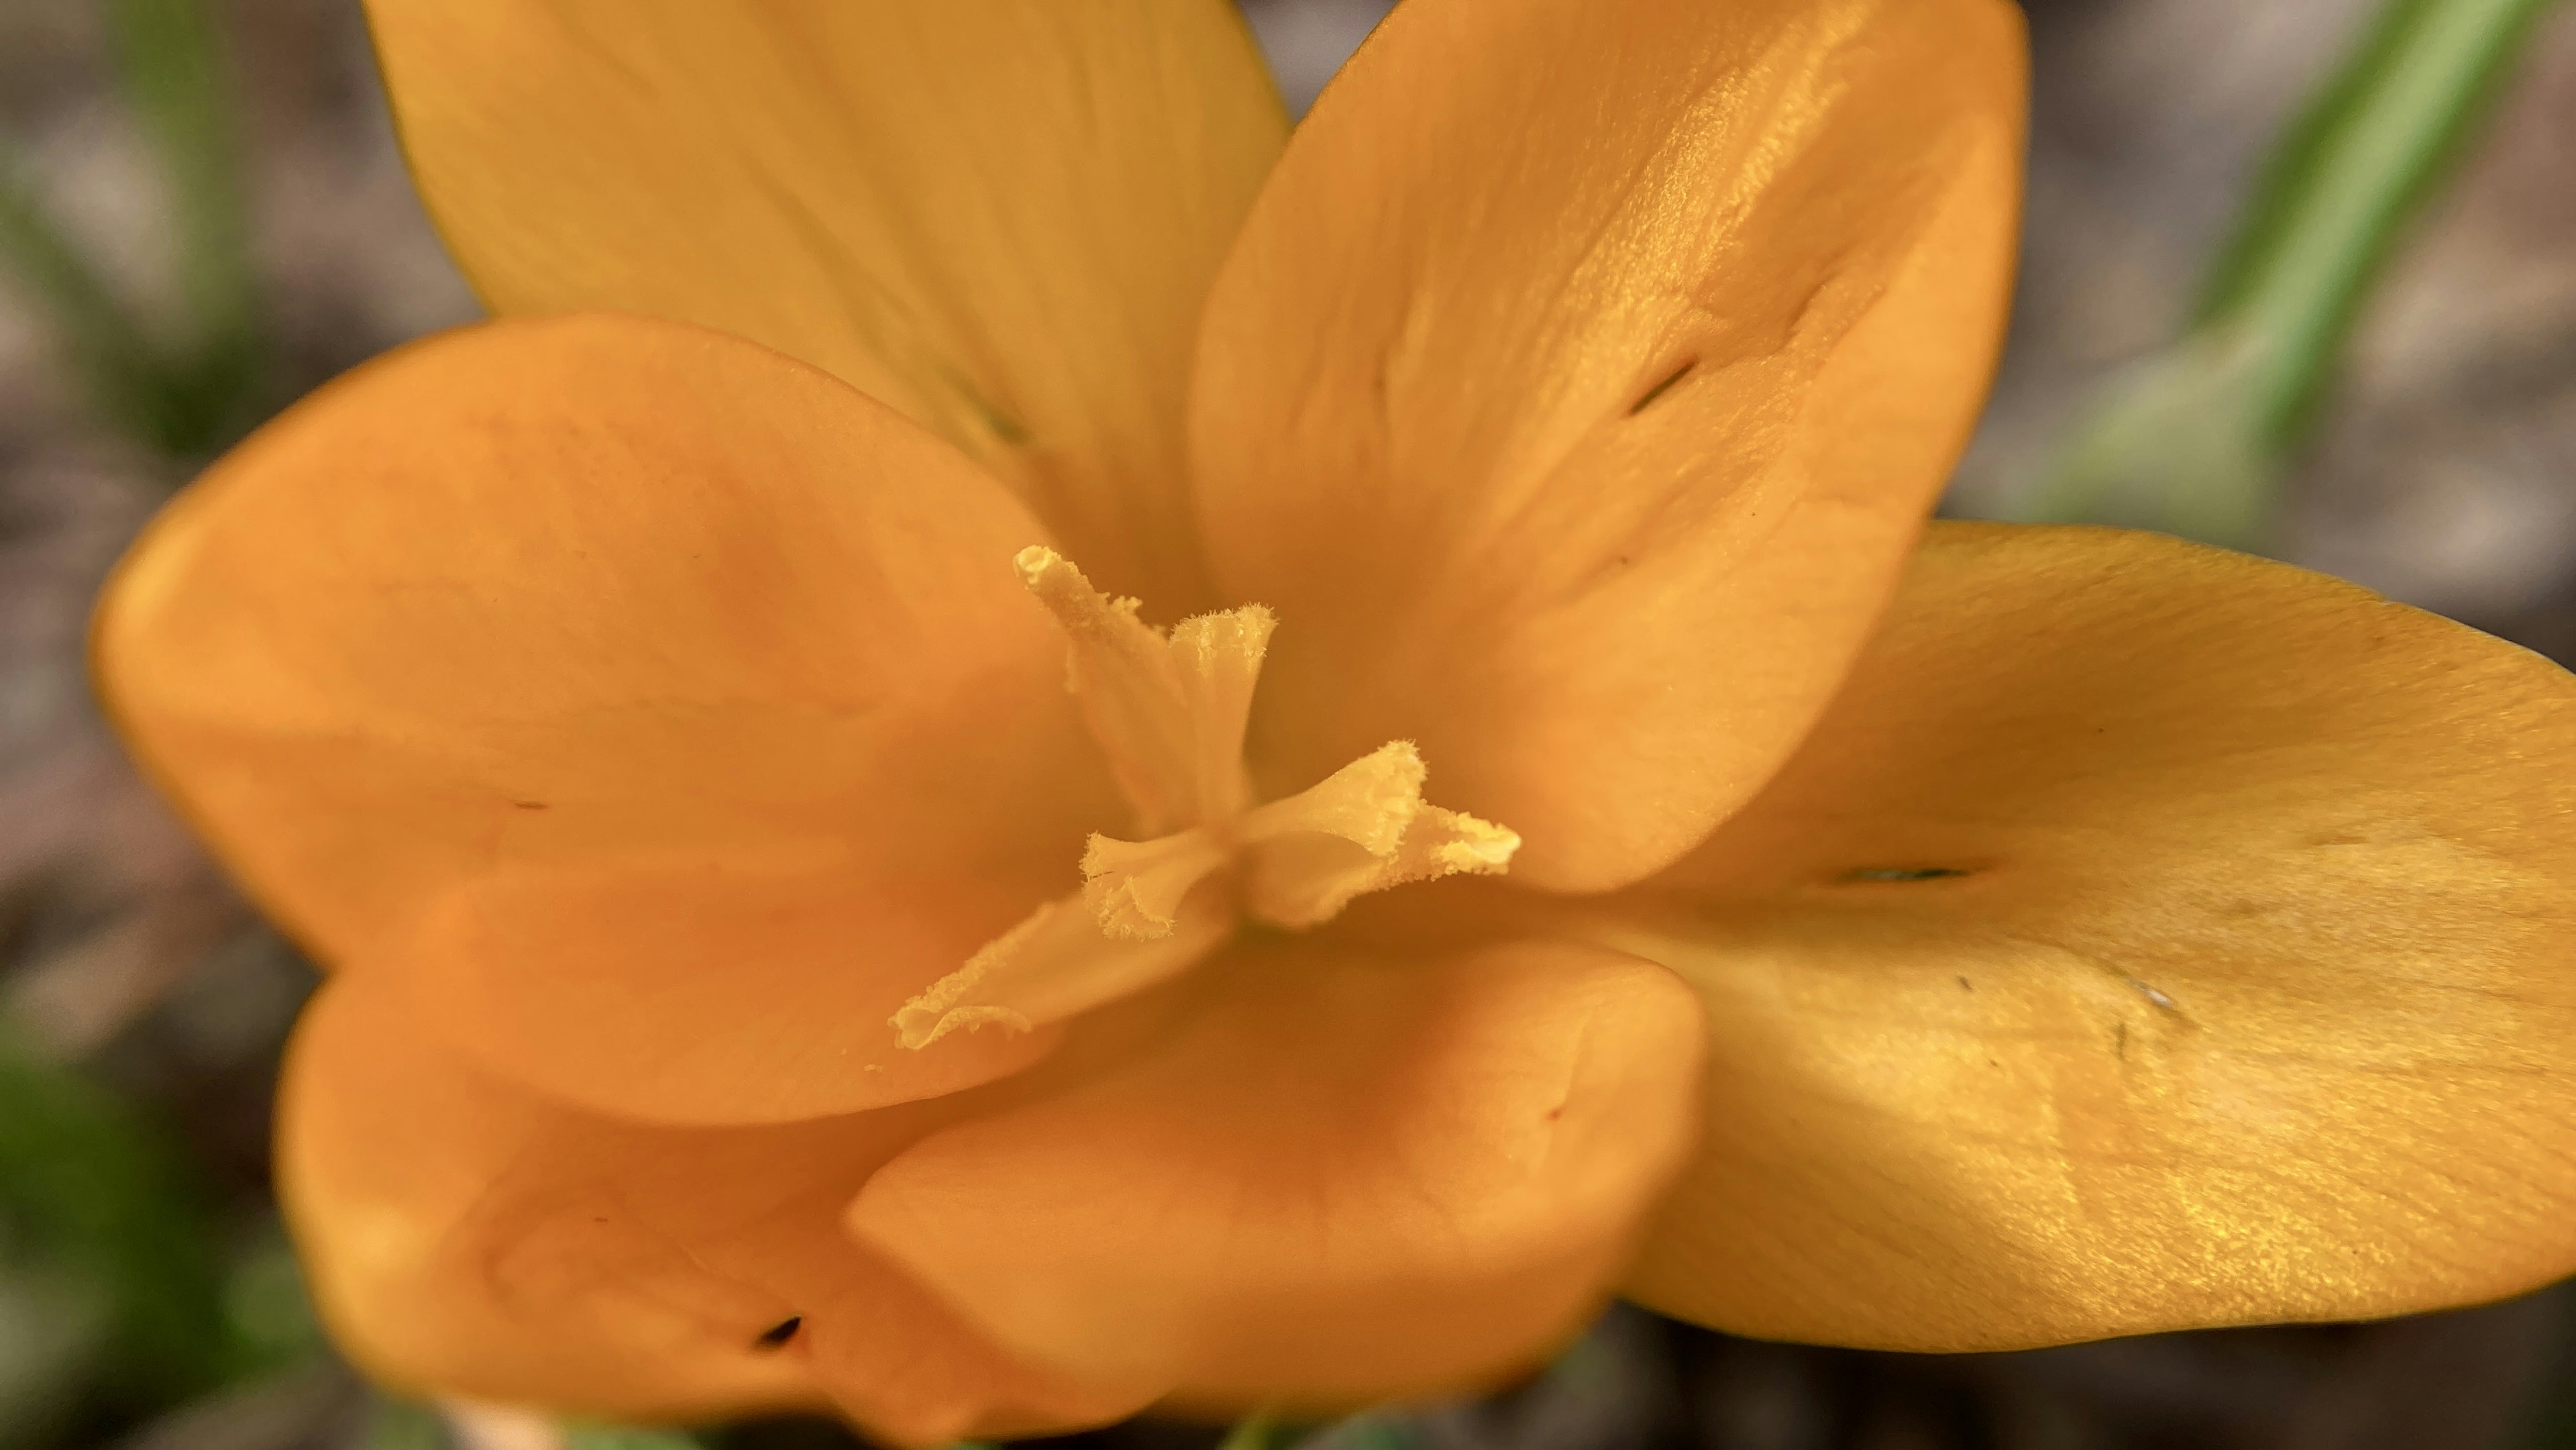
[105,0,258,347]
[0,0,272,459]
[2008,0,2559,546]
[2006,329,2279,551]
[2198,0,2559,442]
[0,1024,244,1400]
[105,0,272,453]
[1216,1411,1287,1450]
[0,1265,114,1446]
[564,1425,704,1450]
[0,150,174,442]
[367,1398,451,1450]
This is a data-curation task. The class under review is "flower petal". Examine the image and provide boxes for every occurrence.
[1615,522,2576,1349]
[847,937,1705,1408]
[366,0,1286,603]
[1189,0,2025,891]
[95,314,1118,1121]
[280,977,1144,1443]
[387,861,1061,1127]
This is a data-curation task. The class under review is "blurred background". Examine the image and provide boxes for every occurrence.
[3,0,2574,1446]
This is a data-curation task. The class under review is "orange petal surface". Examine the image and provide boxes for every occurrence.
[95,314,1117,1122]
[366,0,1286,605]
[1190,0,2025,891]
[849,937,1706,1410]
[1615,522,2576,1349]
[280,976,1144,1444]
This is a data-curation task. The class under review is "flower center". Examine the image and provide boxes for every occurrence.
[891,546,1518,1049]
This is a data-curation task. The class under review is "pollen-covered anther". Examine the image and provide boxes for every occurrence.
[1236,741,1519,929]
[890,549,1519,1052]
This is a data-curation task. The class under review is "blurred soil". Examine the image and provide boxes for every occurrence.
[5,1,2576,1447]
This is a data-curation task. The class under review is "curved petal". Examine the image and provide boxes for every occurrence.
[1613,522,2576,1349]
[366,0,1287,605]
[95,315,1119,1122]
[848,937,1706,1410]
[386,861,1060,1127]
[1189,0,2025,890]
[280,978,1144,1443]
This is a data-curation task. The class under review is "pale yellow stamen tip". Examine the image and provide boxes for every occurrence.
[891,892,1230,1050]
[890,909,1045,1050]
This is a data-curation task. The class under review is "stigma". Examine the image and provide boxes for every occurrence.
[892,548,1518,1049]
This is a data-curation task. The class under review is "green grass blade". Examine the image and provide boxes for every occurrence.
[2010,0,2560,547]
[105,0,260,348]
[0,146,174,440]
[564,1427,704,1450]
[105,0,273,456]
[2202,0,2559,442]
[0,1025,244,1402]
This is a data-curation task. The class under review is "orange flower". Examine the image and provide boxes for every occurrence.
[91,0,2576,1443]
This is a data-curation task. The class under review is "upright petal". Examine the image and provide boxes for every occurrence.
[849,939,1705,1409]
[366,0,1287,603]
[1191,0,2025,890]
[1615,523,2576,1349]
[95,315,1118,1122]
[280,977,1143,1443]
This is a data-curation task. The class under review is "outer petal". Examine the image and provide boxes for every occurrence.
[280,978,1145,1444]
[848,937,1706,1410]
[1190,0,2025,890]
[1618,522,2576,1349]
[366,0,1287,605]
[95,315,1118,1123]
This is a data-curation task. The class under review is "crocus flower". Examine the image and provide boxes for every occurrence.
[92,0,2576,1443]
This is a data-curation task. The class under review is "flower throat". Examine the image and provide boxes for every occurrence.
[892,546,1518,1048]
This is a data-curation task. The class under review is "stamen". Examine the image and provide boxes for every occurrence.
[1238,745,1519,928]
[894,550,1519,1055]
[1240,739,1428,856]
[1014,547,1271,835]
[892,890,1232,1049]
[1169,608,1273,823]
[1081,829,1231,939]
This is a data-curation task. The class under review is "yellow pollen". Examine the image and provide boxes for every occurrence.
[890,548,1519,1050]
